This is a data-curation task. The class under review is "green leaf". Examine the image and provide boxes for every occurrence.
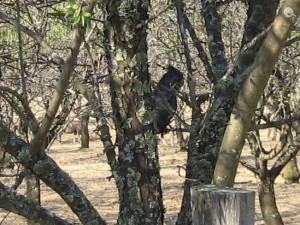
[74,6,82,18]
[83,12,91,18]
[81,15,85,27]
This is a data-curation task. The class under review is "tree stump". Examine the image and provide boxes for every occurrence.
[191,185,255,225]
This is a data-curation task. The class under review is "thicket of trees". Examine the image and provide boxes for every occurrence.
[0,0,300,225]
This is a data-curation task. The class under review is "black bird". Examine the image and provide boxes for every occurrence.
[154,66,184,134]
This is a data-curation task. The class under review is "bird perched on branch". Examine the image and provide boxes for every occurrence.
[154,66,184,134]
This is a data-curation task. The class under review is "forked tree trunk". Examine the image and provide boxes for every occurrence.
[176,1,279,224]
[213,0,300,187]
[258,176,284,225]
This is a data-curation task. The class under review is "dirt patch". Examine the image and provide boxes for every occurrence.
[0,132,299,224]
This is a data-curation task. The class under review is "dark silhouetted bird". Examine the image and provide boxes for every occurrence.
[154,66,184,134]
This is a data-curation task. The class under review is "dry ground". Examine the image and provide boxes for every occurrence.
[1,131,300,225]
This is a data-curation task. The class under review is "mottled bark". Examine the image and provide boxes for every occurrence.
[103,1,164,224]
[213,0,300,187]
[201,0,227,81]
[177,1,279,224]
[258,177,284,225]
[25,174,41,225]
[0,123,106,225]
[0,182,72,225]
[0,1,107,224]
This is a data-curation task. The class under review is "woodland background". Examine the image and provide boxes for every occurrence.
[0,0,300,225]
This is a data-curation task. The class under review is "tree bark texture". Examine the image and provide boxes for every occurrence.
[237,0,279,74]
[177,1,279,224]
[0,182,72,225]
[103,1,164,224]
[213,0,300,187]
[0,123,106,225]
[25,173,41,225]
[191,185,255,225]
[258,176,284,225]
[0,0,108,224]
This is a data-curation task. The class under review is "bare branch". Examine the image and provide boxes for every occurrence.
[0,10,62,64]
[0,182,72,225]
[285,35,300,46]
[29,1,97,157]
[239,160,260,175]
[250,115,300,131]
[183,14,214,84]
[0,122,106,224]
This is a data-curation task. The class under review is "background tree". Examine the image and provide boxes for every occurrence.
[212,1,300,224]
[100,0,167,224]
[175,1,281,224]
[0,0,106,224]
[0,0,300,225]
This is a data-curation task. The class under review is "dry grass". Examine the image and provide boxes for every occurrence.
[0,131,300,225]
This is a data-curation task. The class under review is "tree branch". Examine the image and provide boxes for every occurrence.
[29,0,96,157]
[250,115,300,130]
[201,0,227,81]
[183,14,214,84]
[0,10,63,65]
[0,122,106,225]
[0,182,72,225]
[213,0,300,187]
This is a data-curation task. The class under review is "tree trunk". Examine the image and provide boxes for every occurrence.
[258,176,284,225]
[175,117,187,151]
[0,123,106,225]
[176,0,228,223]
[213,0,300,187]
[103,1,164,224]
[191,185,255,225]
[25,173,41,225]
[177,2,279,224]
[80,113,90,149]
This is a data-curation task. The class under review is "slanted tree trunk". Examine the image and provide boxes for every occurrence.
[17,121,41,225]
[103,1,164,224]
[176,1,278,224]
[213,0,300,187]
[0,1,106,223]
